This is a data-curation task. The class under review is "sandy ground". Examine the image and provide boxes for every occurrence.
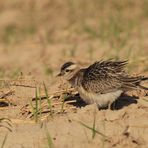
[0,0,148,148]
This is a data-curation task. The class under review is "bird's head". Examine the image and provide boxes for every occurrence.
[57,62,79,81]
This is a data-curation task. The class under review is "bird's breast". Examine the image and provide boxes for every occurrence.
[78,86,123,108]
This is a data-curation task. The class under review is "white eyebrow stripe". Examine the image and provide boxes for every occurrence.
[67,64,77,70]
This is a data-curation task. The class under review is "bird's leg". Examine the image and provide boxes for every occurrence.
[108,102,112,110]
[112,101,116,110]
[108,101,116,110]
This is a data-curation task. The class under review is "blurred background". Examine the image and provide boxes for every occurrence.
[0,0,147,82]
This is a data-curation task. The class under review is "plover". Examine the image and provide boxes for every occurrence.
[57,60,148,109]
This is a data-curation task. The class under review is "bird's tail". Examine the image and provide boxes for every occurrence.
[120,76,148,90]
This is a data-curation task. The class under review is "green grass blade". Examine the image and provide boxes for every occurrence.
[29,99,34,114]
[92,112,96,139]
[45,126,54,148]
[35,87,39,122]
[43,82,53,116]
[38,87,42,117]
[29,100,43,120]
[78,121,108,138]
[61,94,68,113]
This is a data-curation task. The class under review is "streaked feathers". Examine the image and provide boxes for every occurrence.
[58,60,148,108]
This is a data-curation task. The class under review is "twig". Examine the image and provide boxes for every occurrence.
[32,88,76,100]
[0,90,15,98]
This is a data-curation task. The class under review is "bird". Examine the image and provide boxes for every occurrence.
[57,60,148,109]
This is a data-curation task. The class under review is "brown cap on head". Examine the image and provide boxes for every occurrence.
[57,61,75,77]
[61,62,75,71]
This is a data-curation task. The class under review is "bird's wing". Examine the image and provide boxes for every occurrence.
[119,75,147,90]
[81,60,128,94]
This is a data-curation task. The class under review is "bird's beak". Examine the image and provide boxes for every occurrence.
[56,72,62,77]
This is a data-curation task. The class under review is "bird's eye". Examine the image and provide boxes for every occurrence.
[65,69,70,72]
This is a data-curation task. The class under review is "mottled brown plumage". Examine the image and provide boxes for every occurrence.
[81,60,146,92]
[57,60,148,108]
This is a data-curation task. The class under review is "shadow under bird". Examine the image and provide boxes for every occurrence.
[57,60,148,109]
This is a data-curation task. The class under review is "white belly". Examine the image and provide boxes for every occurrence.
[78,86,123,108]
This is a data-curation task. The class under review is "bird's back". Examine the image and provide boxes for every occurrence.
[81,60,145,94]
